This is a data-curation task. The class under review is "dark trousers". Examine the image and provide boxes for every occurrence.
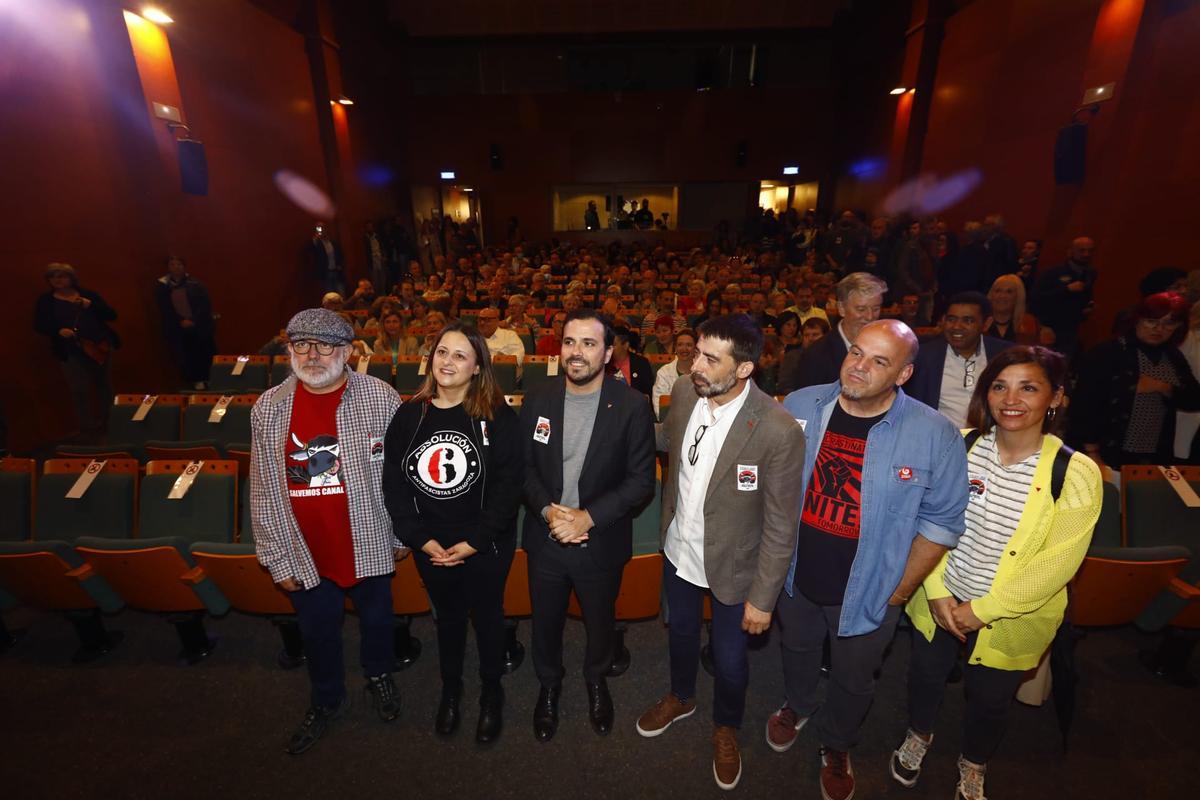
[528,543,622,686]
[907,624,1026,764]
[664,559,750,728]
[60,352,113,434]
[775,587,902,751]
[415,541,514,692]
[170,327,215,384]
[288,573,394,708]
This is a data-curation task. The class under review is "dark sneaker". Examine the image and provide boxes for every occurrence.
[712,725,742,791]
[955,756,988,800]
[890,729,933,788]
[636,693,696,737]
[285,695,349,755]
[365,672,401,722]
[765,704,809,752]
[820,747,855,800]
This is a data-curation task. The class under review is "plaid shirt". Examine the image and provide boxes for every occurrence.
[251,369,402,589]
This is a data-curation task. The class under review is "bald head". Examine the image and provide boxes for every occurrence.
[1069,237,1095,265]
[861,319,920,365]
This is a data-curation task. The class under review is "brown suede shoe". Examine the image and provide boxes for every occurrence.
[636,693,697,738]
[713,725,742,791]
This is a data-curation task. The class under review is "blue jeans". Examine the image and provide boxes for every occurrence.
[664,559,750,728]
[288,573,394,708]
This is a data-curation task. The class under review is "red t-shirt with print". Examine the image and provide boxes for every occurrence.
[286,381,357,587]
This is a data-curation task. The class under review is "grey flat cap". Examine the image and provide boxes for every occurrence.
[286,308,354,345]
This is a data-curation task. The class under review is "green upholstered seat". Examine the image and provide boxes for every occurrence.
[0,469,32,542]
[35,472,135,542]
[182,402,253,450]
[139,471,236,545]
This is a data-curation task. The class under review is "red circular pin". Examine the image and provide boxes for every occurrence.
[898,467,913,481]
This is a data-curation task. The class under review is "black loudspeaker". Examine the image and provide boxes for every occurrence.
[489,143,502,171]
[736,139,748,168]
[1054,123,1087,185]
[178,139,208,195]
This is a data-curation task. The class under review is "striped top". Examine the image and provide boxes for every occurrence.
[943,431,1039,601]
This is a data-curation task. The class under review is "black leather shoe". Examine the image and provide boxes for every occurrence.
[586,680,613,736]
[606,626,630,677]
[476,686,504,744]
[533,684,560,742]
[435,688,461,737]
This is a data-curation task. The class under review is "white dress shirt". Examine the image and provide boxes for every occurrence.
[485,327,526,364]
[652,358,688,412]
[938,341,985,429]
[664,379,752,587]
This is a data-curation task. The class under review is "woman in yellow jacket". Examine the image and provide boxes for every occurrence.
[890,346,1102,800]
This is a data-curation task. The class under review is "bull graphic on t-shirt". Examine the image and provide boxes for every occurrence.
[287,432,342,487]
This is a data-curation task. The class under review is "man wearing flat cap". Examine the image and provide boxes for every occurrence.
[250,308,403,754]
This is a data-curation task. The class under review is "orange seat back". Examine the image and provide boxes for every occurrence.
[1070,554,1188,626]
[77,545,205,612]
[191,551,293,615]
[0,551,97,610]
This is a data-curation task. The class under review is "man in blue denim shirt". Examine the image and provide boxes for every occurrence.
[763,320,967,800]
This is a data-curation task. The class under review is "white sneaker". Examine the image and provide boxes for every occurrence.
[955,756,987,800]
[890,729,933,787]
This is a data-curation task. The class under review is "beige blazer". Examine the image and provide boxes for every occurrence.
[660,377,806,611]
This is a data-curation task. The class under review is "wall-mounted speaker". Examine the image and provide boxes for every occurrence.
[179,139,208,195]
[1054,124,1086,185]
[736,140,748,168]
[489,143,502,171]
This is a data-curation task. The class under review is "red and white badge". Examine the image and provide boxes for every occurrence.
[737,464,759,491]
[898,466,914,482]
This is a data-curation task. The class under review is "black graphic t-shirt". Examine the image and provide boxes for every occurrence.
[793,403,886,606]
[405,403,485,547]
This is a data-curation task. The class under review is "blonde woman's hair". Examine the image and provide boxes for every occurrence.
[988,273,1028,329]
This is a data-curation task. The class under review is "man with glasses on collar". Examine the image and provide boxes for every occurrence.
[636,314,806,790]
[250,308,403,755]
[904,291,1012,428]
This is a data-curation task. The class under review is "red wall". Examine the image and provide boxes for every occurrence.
[917,0,1200,341]
[0,0,357,450]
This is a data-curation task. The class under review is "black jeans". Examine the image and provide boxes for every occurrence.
[528,543,622,686]
[415,539,514,693]
[775,587,903,751]
[60,352,113,434]
[288,573,394,708]
[907,624,1026,764]
[664,559,750,727]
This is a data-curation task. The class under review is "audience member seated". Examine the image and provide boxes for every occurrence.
[652,329,697,410]
[801,316,830,349]
[1069,292,1200,470]
[774,311,803,352]
[905,292,1015,429]
[896,292,932,330]
[536,311,567,356]
[478,307,524,365]
[343,278,377,311]
[777,272,886,394]
[643,316,677,355]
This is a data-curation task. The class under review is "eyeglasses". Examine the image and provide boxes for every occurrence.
[1138,317,1182,331]
[963,358,977,389]
[290,340,338,356]
[687,424,709,466]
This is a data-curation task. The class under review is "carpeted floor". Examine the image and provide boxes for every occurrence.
[1,606,1197,799]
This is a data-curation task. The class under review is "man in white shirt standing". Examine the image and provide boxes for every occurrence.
[651,328,697,413]
[635,314,807,791]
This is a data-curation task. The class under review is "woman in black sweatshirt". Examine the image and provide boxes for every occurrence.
[382,321,524,743]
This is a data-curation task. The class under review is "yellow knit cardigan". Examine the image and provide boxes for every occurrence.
[906,434,1103,671]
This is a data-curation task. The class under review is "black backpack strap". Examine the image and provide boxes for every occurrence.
[962,429,982,452]
[1051,444,1075,502]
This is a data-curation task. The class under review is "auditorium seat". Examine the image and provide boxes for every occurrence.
[394,355,425,393]
[645,354,673,368]
[353,354,396,385]
[269,355,292,387]
[0,458,34,542]
[182,394,257,452]
[657,394,671,423]
[1071,546,1192,626]
[0,458,136,661]
[1121,465,1200,548]
[505,394,523,410]
[492,354,519,394]
[54,445,138,461]
[142,441,223,462]
[106,394,185,454]
[514,326,535,355]
[74,460,236,663]
[208,354,270,393]
[521,355,554,393]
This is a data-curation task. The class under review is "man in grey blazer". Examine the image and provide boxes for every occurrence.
[635,314,807,791]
